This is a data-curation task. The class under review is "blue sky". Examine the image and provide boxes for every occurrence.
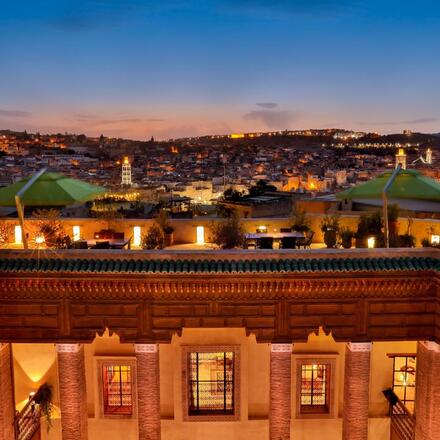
[0,0,439,139]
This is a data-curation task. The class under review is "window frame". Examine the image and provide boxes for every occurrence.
[294,356,337,419]
[387,353,417,413]
[95,357,137,420]
[181,345,240,422]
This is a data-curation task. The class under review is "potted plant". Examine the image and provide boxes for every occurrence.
[209,214,245,249]
[339,227,354,249]
[355,211,383,248]
[290,207,311,232]
[320,214,340,248]
[156,209,174,247]
[34,383,53,431]
[421,237,431,247]
[141,224,165,249]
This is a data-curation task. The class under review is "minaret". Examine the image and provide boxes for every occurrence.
[426,148,433,165]
[121,156,132,186]
[395,148,407,170]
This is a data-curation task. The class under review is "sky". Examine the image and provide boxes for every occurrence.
[0,0,440,140]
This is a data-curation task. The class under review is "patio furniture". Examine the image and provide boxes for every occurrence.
[91,240,110,249]
[280,236,297,249]
[297,231,314,249]
[94,229,125,240]
[280,228,292,233]
[71,240,88,249]
[257,237,274,249]
[110,237,132,250]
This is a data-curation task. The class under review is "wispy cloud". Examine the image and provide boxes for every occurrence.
[256,102,278,109]
[0,109,31,117]
[243,109,296,129]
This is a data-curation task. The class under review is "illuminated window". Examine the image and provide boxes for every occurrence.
[72,226,81,242]
[300,363,330,413]
[389,354,416,413]
[196,226,205,245]
[182,346,240,421]
[102,364,133,416]
[133,226,142,247]
[14,225,22,244]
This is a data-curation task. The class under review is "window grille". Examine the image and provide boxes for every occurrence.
[102,365,133,415]
[188,351,234,415]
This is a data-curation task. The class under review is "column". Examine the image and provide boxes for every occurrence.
[270,343,292,440]
[0,344,15,440]
[342,342,372,440]
[56,344,88,440]
[135,344,160,440]
[414,341,440,440]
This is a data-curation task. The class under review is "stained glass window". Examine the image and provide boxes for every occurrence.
[188,351,234,415]
[300,363,330,414]
[392,355,416,413]
[102,365,133,416]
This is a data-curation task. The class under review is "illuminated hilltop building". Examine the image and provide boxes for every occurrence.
[395,148,407,169]
[121,156,132,186]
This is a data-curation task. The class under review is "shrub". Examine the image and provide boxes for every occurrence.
[141,224,165,250]
[32,209,71,249]
[210,214,245,249]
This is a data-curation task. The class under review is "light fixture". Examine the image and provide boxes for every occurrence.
[196,226,205,245]
[257,225,267,233]
[35,234,45,245]
[14,225,22,244]
[73,225,81,242]
[431,235,440,245]
[367,237,375,249]
[133,226,142,247]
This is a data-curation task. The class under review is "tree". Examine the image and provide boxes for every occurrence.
[142,224,164,249]
[32,209,71,249]
[223,187,243,202]
[249,180,277,197]
[210,214,245,249]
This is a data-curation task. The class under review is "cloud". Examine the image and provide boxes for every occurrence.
[0,109,31,117]
[358,117,439,126]
[256,102,278,109]
[243,109,296,129]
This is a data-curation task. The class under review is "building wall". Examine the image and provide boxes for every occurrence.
[14,330,417,440]
[2,215,440,247]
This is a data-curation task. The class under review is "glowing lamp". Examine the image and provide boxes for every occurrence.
[367,237,375,249]
[73,226,81,242]
[14,225,22,244]
[431,235,440,245]
[35,234,45,245]
[257,225,267,233]
[196,226,205,245]
[133,226,142,247]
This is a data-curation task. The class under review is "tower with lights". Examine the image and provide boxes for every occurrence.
[426,148,433,165]
[395,148,407,170]
[121,157,132,186]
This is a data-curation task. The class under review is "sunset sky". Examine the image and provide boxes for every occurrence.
[1,0,440,140]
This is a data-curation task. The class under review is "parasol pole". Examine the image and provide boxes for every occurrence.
[383,164,401,248]
[14,168,47,249]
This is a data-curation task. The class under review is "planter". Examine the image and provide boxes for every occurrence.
[341,237,353,249]
[323,229,337,248]
[355,237,367,248]
[164,232,174,247]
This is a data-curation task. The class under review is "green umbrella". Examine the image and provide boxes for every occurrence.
[0,169,106,249]
[0,171,106,206]
[336,169,440,202]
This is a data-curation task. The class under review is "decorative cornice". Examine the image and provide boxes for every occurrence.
[134,344,157,353]
[347,342,372,352]
[0,275,435,300]
[271,343,293,353]
[56,343,81,353]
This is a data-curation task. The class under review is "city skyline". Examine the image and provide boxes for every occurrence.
[1,0,440,140]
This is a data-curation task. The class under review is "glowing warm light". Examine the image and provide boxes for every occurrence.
[14,225,22,244]
[367,237,375,249]
[431,235,440,245]
[73,226,81,242]
[133,226,142,247]
[196,226,205,245]
[309,182,317,190]
[257,225,267,233]
[230,133,245,139]
[35,234,45,245]
[123,156,129,164]
[398,148,405,156]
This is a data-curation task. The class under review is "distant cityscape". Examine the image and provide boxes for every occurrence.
[1,128,438,213]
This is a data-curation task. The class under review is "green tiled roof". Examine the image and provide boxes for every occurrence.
[0,256,438,274]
